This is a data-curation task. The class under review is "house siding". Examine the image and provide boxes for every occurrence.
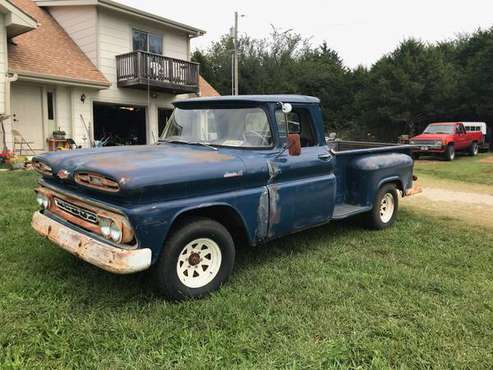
[96,7,190,102]
[55,86,72,137]
[48,6,98,66]
[91,7,191,144]
[0,15,7,115]
[6,5,196,151]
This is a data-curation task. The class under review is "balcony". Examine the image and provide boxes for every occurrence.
[116,51,199,94]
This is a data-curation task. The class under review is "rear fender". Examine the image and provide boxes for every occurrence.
[347,153,413,207]
[377,176,403,192]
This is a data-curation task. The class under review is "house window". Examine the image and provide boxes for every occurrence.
[132,29,162,54]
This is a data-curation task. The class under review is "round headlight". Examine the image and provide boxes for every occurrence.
[110,222,122,242]
[36,193,49,209]
[36,193,44,207]
[99,218,111,238]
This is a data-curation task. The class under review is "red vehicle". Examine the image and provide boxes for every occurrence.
[410,122,483,161]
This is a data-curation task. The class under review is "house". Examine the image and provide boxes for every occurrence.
[0,0,219,153]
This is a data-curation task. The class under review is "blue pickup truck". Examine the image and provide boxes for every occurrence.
[32,95,419,300]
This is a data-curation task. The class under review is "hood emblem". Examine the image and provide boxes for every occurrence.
[57,169,70,179]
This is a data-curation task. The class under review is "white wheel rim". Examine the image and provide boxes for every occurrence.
[176,238,222,289]
[450,147,455,159]
[474,144,478,155]
[379,193,395,223]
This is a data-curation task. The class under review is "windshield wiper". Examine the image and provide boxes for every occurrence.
[189,141,218,151]
[163,138,218,151]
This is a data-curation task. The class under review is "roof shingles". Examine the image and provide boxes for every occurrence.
[198,75,220,97]
[8,0,110,86]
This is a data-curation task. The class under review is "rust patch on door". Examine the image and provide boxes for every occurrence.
[255,188,269,240]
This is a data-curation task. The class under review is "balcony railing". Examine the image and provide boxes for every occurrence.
[116,51,199,94]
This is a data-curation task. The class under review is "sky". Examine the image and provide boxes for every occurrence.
[118,0,493,68]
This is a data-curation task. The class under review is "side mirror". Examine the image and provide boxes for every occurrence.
[287,134,301,156]
[281,103,292,114]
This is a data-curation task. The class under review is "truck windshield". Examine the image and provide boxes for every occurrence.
[160,107,273,148]
[423,125,455,134]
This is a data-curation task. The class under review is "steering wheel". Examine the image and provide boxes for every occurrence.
[242,130,269,146]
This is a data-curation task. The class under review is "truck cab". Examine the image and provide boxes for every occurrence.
[31,95,419,300]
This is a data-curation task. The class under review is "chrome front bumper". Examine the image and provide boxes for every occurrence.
[411,143,443,151]
[32,211,152,274]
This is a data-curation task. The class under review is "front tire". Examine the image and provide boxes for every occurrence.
[153,217,235,300]
[364,184,399,230]
[469,141,478,156]
[444,144,455,161]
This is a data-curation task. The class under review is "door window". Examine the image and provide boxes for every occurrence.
[45,90,56,136]
[46,91,55,120]
[275,108,317,147]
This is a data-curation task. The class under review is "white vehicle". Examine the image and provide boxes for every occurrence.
[463,122,489,150]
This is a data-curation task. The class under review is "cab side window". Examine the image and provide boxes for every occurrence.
[275,108,317,147]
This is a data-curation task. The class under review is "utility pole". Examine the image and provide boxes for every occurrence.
[233,11,239,95]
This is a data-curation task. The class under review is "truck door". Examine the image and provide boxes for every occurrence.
[266,106,336,238]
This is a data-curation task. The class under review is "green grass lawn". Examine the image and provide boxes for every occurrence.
[415,153,493,186]
[1,171,492,368]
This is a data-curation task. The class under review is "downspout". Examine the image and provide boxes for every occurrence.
[5,71,18,113]
[1,72,17,153]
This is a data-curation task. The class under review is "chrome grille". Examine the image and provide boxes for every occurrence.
[54,198,98,224]
[412,140,438,145]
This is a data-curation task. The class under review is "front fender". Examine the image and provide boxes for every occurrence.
[125,187,266,263]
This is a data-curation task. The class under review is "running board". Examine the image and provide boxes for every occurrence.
[332,203,371,220]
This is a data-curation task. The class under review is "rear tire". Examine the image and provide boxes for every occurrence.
[153,217,235,300]
[469,141,478,156]
[444,144,455,161]
[364,184,399,230]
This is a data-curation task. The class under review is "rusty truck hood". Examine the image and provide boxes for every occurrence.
[35,144,248,199]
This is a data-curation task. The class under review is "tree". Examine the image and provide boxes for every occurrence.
[360,39,458,139]
[193,29,352,134]
[195,27,493,142]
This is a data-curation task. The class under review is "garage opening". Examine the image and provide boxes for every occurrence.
[158,108,173,136]
[93,103,147,146]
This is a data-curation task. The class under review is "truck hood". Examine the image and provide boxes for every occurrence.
[411,133,448,141]
[35,144,248,200]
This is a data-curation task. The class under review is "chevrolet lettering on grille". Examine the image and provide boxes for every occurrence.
[54,198,98,224]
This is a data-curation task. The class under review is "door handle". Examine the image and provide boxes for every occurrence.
[318,152,332,161]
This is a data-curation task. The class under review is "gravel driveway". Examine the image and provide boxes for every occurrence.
[401,175,493,230]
